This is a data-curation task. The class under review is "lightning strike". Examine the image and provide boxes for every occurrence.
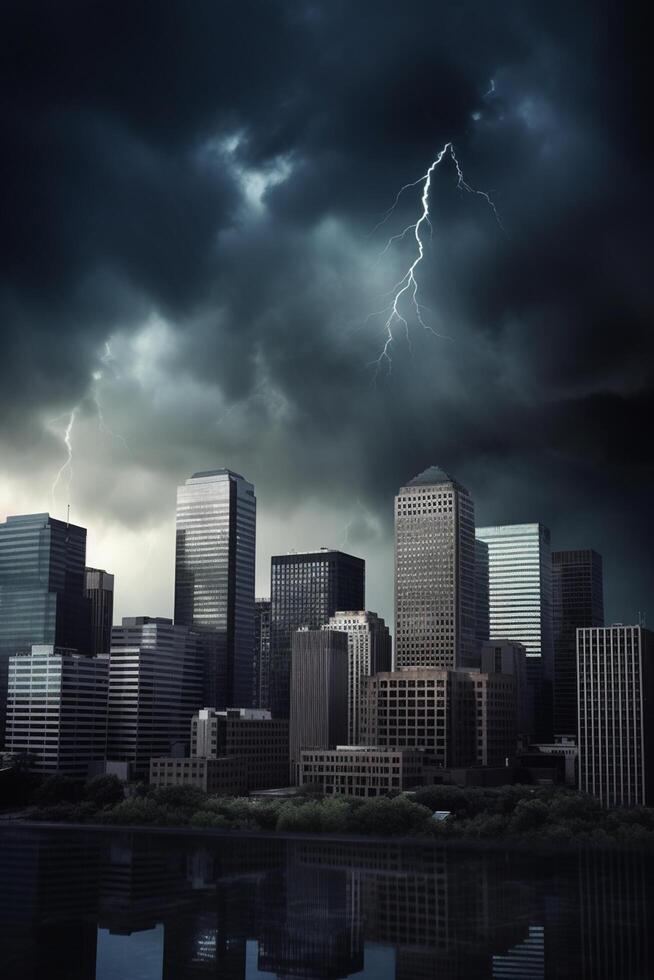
[370,142,504,376]
[50,408,77,511]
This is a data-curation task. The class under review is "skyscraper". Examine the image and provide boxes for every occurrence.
[85,567,114,655]
[269,549,365,719]
[0,513,91,742]
[289,628,349,782]
[253,598,271,709]
[394,467,476,671]
[577,625,654,807]
[475,523,553,740]
[322,610,392,743]
[552,549,604,738]
[174,469,256,709]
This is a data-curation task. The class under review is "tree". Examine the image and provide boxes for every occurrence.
[83,774,124,808]
[31,774,80,806]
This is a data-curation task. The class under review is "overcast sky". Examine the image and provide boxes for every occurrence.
[0,2,650,627]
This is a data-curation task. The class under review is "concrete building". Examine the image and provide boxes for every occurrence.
[270,549,364,719]
[85,567,114,656]
[107,617,203,778]
[0,513,92,743]
[191,706,289,789]
[470,670,518,768]
[253,598,271,709]
[476,523,553,740]
[174,468,256,710]
[552,549,604,738]
[289,629,349,782]
[577,625,654,806]
[149,754,248,795]
[5,646,108,777]
[481,639,530,744]
[299,746,424,797]
[395,467,477,671]
[322,611,392,744]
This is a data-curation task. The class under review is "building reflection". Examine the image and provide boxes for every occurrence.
[0,828,651,979]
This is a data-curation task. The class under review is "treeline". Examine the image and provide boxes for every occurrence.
[9,774,654,846]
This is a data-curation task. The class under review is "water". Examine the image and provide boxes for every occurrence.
[0,827,651,979]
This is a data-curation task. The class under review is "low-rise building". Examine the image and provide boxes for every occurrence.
[191,707,288,790]
[149,755,248,795]
[299,746,424,797]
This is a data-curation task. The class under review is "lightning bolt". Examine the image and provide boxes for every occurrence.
[370,141,504,375]
[50,408,77,511]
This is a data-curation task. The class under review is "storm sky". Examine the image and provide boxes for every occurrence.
[0,2,650,627]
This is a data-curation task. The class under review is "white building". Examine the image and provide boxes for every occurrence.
[322,611,392,743]
[5,646,109,777]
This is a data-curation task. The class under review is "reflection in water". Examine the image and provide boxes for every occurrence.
[0,828,651,979]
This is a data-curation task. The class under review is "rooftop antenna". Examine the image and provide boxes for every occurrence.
[66,503,70,528]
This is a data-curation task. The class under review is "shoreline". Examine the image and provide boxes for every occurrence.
[1,818,651,856]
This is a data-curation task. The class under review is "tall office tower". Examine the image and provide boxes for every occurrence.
[577,626,654,806]
[289,628,348,782]
[174,469,256,710]
[395,467,477,672]
[0,513,91,743]
[269,549,365,719]
[481,640,530,743]
[322,611,392,743]
[85,567,114,655]
[107,617,203,777]
[253,598,271,709]
[474,537,490,647]
[5,646,109,777]
[552,550,604,738]
[475,523,553,740]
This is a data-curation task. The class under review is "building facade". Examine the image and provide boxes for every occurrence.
[480,639,530,743]
[0,513,91,742]
[289,629,349,782]
[270,549,364,719]
[5,646,108,777]
[191,706,289,790]
[174,469,256,710]
[322,611,392,744]
[85,567,114,656]
[107,617,203,777]
[577,626,654,806]
[552,549,604,738]
[149,754,248,795]
[299,746,424,797]
[253,598,271,709]
[395,467,477,672]
[475,523,553,740]
[474,538,490,647]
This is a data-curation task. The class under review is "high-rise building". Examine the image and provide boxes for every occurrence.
[322,611,392,744]
[107,617,203,777]
[174,469,256,710]
[577,626,654,807]
[85,567,114,656]
[0,513,91,743]
[289,628,349,782]
[5,645,109,777]
[269,549,364,719]
[552,550,604,738]
[253,598,271,709]
[395,467,477,671]
[474,538,490,646]
[480,639,530,743]
[475,523,553,740]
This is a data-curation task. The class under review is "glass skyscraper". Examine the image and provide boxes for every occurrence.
[85,566,114,655]
[0,513,91,742]
[174,469,256,709]
[395,466,477,671]
[475,523,553,739]
[269,549,365,719]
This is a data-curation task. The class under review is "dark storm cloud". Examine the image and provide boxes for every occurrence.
[0,1,651,620]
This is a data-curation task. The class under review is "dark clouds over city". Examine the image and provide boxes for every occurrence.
[0,1,650,623]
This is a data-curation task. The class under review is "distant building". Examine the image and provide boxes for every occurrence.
[85,567,114,655]
[107,617,203,778]
[191,706,289,790]
[552,549,604,738]
[299,746,424,797]
[174,468,256,710]
[578,626,654,806]
[474,538,490,646]
[270,549,364,719]
[322,611,392,743]
[289,629,349,782]
[395,467,477,671]
[481,639,530,744]
[0,513,92,742]
[149,755,248,795]
[253,598,271,709]
[476,523,553,740]
[5,646,108,777]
